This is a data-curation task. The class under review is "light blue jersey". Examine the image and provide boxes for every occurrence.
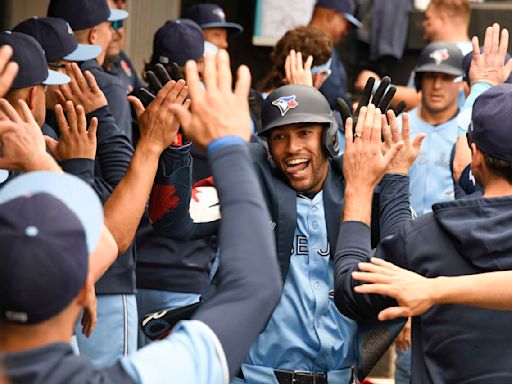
[237,192,357,384]
[406,108,459,215]
[121,320,228,384]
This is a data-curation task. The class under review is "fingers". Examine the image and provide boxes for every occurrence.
[127,95,145,120]
[83,70,101,95]
[217,50,233,94]
[234,65,251,101]
[362,104,375,142]
[386,110,401,145]
[483,25,493,56]
[491,23,500,55]
[203,52,218,93]
[169,104,193,134]
[64,101,78,132]
[344,117,354,148]
[54,104,69,134]
[170,62,185,81]
[383,142,404,167]
[498,27,509,58]
[370,257,402,270]
[151,79,176,108]
[184,60,205,105]
[88,117,98,139]
[0,45,18,98]
[146,70,163,95]
[0,98,22,123]
[355,77,375,116]
[472,36,481,62]
[354,106,367,141]
[44,136,59,156]
[70,63,88,92]
[393,101,407,117]
[372,76,391,107]
[304,55,313,73]
[400,111,410,146]
[17,99,37,126]
[381,115,392,148]
[413,134,426,153]
[161,80,185,110]
[370,108,382,145]
[378,85,396,111]
[154,63,173,86]
[352,271,391,285]
[378,307,410,321]
[75,105,87,133]
[336,98,352,124]
[284,53,291,83]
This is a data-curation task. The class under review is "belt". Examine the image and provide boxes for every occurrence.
[237,369,328,384]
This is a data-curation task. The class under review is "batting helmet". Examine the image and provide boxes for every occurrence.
[414,42,464,91]
[260,84,339,158]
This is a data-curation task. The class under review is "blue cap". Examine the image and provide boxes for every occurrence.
[0,31,69,89]
[48,0,128,31]
[183,4,243,35]
[0,172,103,324]
[315,0,362,28]
[13,17,101,63]
[469,84,512,163]
[151,19,204,66]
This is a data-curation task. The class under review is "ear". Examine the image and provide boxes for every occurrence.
[27,86,38,113]
[312,73,325,89]
[470,143,482,169]
[88,26,99,45]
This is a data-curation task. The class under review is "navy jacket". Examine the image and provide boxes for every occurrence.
[80,59,133,142]
[335,196,512,383]
[45,106,136,294]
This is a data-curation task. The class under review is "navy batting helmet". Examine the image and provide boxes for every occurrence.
[260,85,339,158]
[414,42,464,91]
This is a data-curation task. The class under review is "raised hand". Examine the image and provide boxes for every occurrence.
[381,110,425,175]
[470,23,512,86]
[45,101,98,161]
[169,50,252,149]
[81,284,97,338]
[128,79,190,154]
[284,49,313,87]
[56,63,108,114]
[0,45,18,98]
[343,106,404,193]
[0,99,59,172]
[352,257,437,320]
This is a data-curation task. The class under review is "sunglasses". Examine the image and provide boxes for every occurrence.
[111,20,124,31]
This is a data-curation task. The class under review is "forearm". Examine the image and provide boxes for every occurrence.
[432,272,512,310]
[390,86,420,111]
[378,174,411,239]
[103,141,160,254]
[88,224,119,282]
[193,142,281,378]
[343,185,374,225]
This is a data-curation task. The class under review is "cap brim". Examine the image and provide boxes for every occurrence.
[43,70,70,86]
[108,8,129,22]
[0,172,103,254]
[344,13,362,28]
[63,44,102,62]
[200,22,244,35]
[415,64,464,78]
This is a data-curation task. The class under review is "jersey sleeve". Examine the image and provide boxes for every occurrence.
[119,320,228,384]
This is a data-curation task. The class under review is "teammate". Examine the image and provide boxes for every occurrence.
[183,3,243,51]
[334,25,512,383]
[308,0,362,109]
[0,49,282,384]
[151,49,416,382]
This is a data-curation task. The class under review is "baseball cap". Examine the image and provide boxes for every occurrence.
[151,19,204,66]
[414,42,464,90]
[468,84,512,162]
[183,4,243,35]
[0,31,69,89]
[13,17,101,63]
[47,0,129,31]
[315,0,362,28]
[0,171,103,324]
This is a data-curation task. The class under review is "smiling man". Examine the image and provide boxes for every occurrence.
[151,81,414,383]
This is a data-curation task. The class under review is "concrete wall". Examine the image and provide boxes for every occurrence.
[2,0,180,75]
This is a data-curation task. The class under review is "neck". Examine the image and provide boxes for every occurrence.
[482,177,512,198]
[436,25,469,43]
[419,104,458,126]
[0,314,75,353]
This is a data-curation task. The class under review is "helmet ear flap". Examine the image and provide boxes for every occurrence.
[322,115,340,158]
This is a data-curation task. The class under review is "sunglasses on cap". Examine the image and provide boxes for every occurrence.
[111,20,124,31]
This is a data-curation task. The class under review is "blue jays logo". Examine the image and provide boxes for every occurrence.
[430,48,449,65]
[272,95,298,116]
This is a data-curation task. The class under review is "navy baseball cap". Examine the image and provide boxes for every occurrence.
[0,31,69,89]
[183,4,243,35]
[13,17,101,63]
[468,84,512,163]
[48,0,128,31]
[0,172,103,324]
[151,19,204,66]
[315,0,362,28]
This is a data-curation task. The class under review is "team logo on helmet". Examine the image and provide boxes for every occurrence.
[430,49,450,65]
[272,95,298,116]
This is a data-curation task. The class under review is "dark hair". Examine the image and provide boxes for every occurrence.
[259,26,332,92]
[484,152,512,184]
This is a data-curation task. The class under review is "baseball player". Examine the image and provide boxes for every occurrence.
[0,49,281,384]
[334,56,512,384]
[150,49,416,383]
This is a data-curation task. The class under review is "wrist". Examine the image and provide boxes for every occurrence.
[207,135,245,154]
[386,169,409,176]
[26,153,62,172]
[430,276,449,306]
[135,139,164,159]
[343,185,373,224]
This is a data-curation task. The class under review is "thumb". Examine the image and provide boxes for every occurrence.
[384,142,404,165]
[169,104,193,133]
[44,136,59,156]
[377,306,409,321]
[88,117,98,138]
[413,133,426,152]
[128,95,145,120]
